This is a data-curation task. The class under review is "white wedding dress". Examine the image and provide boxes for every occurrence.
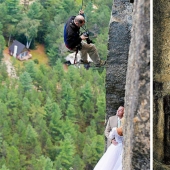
[93,127,123,170]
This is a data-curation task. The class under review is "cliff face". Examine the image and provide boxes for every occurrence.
[153,0,170,169]
[123,0,150,169]
[107,0,150,169]
[106,0,133,118]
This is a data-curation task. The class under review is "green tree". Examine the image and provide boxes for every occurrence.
[55,133,76,170]
[66,104,77,122]
[16,119,27,139]
[80,81,94,119]
[45,16,63,64]
[72,154,85,170]
[11,133,20,148]
[0,64,8,81]
[19,71,33,92]
[46,47,60,66]
[39,13,50,42]
[32,156,55,170]
[6,24,16,47]
[5,0,20,18]
[24,124,40,158]
[82,125,104,169]
[27,2,43,20]
[6,91,18,113]
[67,66,83,89]
[6,146,20,170]
[0,165,9,170]
[22,97,31,113]
[0,23,5,62]
[60,118,77,141]
[94,93,106,133]
[2,0,21,43]
[49,103,62,142]
[25,61,37,80]
[61,81,76,114]
[53,59,64,80]
[34,69,44,91]
[16,16,40,48]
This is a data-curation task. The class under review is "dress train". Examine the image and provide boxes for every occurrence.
[93,127,123,170]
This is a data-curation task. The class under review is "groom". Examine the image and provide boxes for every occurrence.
[104,106,124,149]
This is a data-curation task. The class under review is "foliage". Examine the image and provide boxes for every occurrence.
[0,0,112,169]
[0,0,111,64]
[0,59,106,169]
[0,22,5,62]
[16,16,40,48]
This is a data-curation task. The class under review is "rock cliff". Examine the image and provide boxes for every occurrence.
[106,0,150,169]
[153,0,170,169]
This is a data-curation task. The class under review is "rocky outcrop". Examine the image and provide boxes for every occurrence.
[106,0,133,119]
[107,0,150,169]
[153,0,170,169]
[123,0,150,169]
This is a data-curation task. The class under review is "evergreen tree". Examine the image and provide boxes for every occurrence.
[67,66,83,89]
[66,104,77,122]
[53,59,65,90]
[80,81,94,120]
[25,61,37,80]
[34,69,44,91]
[22,97,31,113]
[27,2,43,20]
[6,146,20,170]
[94,93,106,133]
[0,23,5,62]
[0,165,9,170]
[33,156,55,170]
[11,133,20,148]
[0,64,8,81]
[5,0,20,18]
[72,154,85,170]
[6,90,18,113]
[55,133,76,170]
[49,103,62,142]
[19,71,33,92]
[0,4,7,26]
[16,119,27,139]
[82,124,104,169]
[25,124,39,154]
[0,1,108,168]
[61,80,76,114]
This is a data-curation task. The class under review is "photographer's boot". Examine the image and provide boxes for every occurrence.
[95,60,106,67]
[80,59,90,64]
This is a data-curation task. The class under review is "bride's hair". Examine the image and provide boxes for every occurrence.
[117,127,123,136]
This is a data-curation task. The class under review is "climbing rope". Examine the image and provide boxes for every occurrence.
[81,0,84,10]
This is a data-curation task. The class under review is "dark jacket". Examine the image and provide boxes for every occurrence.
[64,16,82,49]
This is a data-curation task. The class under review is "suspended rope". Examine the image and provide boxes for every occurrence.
[81,0,84,10]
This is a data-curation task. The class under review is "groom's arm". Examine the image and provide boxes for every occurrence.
[104,119,112,142]
[111,139,118,145]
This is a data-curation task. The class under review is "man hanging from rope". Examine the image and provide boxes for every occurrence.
[64,10,106,67]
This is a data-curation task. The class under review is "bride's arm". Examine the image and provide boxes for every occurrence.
[109,127,116,140]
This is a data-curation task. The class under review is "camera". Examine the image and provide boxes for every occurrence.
[83,32,93,44]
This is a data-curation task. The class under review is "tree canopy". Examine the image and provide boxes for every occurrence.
[0,0,113,169]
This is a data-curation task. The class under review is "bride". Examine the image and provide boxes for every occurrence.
[93,126,123,170]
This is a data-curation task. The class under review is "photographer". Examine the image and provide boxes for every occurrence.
[64,10,106,67]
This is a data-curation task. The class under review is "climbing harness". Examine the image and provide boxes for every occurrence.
[74,44,82,64]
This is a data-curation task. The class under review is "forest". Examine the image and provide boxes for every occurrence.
[0,0,112,169]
